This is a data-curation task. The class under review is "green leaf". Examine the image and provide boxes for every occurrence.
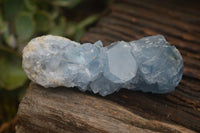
[2,21,10,40]
[78,14,99,29]
[5,34,17,49]
[50,7,60,19]
[15,12,35,41]
[68,14,99,41]
[0,13,8,35]
[24,0,37,13]
[34,10,52,33]
[74,27,84,41]
[65,22,77,37]
[52,0,82,8]
[0,55,27,90]
[4,0,24,21]
[50,16,67,35]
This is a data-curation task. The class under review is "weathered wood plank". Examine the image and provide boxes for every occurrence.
[16,83,196,133]
[81,0,200,131]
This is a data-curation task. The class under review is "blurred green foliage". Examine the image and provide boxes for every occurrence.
[0,0,110,132]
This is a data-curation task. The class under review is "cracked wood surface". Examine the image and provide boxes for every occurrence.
[17,0,200,132]
[16,83,195,133]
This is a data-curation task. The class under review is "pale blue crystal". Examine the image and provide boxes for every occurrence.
[22,35,183,96]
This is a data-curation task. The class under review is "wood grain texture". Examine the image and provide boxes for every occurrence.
[81,0,200,132]
[17,0,200,132]
[16,83,196,133]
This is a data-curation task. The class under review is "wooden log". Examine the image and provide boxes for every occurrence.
[16,83,196,133]
[17,0,200,132]
[81,0,200,131]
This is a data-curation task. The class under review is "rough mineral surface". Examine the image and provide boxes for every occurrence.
[22,35,183,96]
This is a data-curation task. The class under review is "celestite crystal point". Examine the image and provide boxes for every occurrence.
[22,35,183,96]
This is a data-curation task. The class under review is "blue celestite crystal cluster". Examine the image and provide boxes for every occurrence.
[22,35,183,96]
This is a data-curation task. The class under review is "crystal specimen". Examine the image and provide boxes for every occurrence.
[22,35,183,96]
